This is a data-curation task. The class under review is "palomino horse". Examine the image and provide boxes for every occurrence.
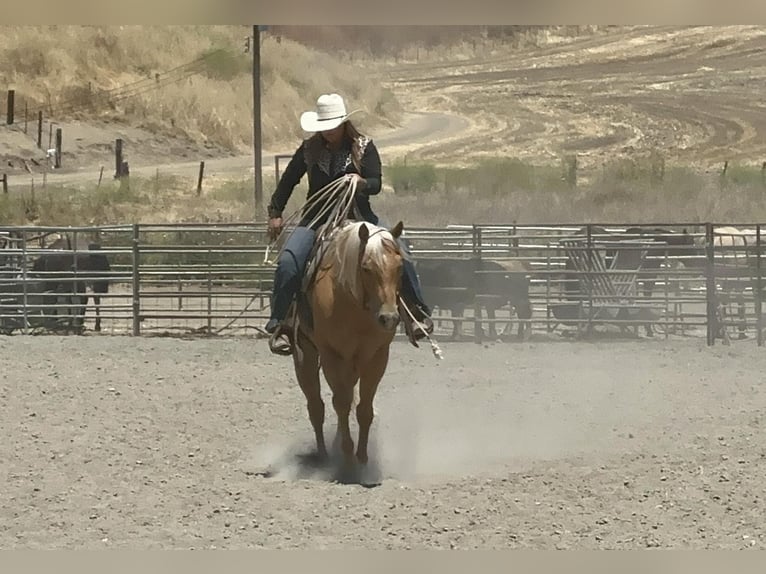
[288,219,406,474]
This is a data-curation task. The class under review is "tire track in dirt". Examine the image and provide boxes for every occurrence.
[386,26,766,170]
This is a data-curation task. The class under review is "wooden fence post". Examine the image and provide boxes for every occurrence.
[115,138,123,178]
[37,111,42,148]
[197,161,205,196]
[54,128,62,168]
[6,89,14,125]
[1,173,7,194]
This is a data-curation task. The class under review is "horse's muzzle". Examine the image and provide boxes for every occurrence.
[377,311,400,331]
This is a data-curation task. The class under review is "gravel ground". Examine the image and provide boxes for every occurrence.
[1,335,765,549]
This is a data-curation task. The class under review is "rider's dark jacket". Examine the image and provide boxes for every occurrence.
[267,134,383,230]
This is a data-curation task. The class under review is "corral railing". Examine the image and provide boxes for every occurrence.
[0,222,763,346]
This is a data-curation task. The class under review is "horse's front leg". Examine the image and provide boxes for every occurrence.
[356,345,389,465]
[293,329,326,459]
[321,351,357,467]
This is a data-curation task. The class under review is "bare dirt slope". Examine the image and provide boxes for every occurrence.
[384,25,766,171]
[2,336,765,549]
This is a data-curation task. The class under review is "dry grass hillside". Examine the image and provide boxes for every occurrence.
[2,25,766,226]
[0,25,403,158]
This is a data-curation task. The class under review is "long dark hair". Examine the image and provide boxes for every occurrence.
[306,120,367,172]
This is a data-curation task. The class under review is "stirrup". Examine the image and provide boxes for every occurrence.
[268,325,293,356]
[398,300,432,348]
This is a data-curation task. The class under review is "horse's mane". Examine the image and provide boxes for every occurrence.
[329,221,402,299]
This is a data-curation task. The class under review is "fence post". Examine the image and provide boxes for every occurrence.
[197,161,205,196]
[37,111,42,149]
[207,251,213,334]
[757,224,763,347]
[54,128,62,168]
[592,223,593,335]
[705,222,716,346]
[131,223,141,336]
[472,224,482,344]
[6,89,14,125]
[1,173,7,194]
[274,155,279,185]
[21,230,28,334]
[115,138,123,179]
[72,230,79,329]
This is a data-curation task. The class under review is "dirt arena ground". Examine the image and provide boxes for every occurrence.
[2,334,765,549]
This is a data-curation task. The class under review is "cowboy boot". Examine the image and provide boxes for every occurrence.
[268,304,296,356]
[398,299,434,348]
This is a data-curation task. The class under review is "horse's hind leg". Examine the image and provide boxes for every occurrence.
[356,346,388,465]
[292,330,326,458]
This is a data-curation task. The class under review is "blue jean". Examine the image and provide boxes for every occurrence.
[269,222,430,323]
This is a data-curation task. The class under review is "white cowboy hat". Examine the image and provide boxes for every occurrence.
[300,93,361,133]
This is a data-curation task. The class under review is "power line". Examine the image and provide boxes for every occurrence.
[7,48,228,120]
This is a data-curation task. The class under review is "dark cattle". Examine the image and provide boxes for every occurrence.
[30,241,111,333]
[414,257,532,340]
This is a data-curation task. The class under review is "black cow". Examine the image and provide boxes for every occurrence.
[414,257,532,340]
[30,242,111,333]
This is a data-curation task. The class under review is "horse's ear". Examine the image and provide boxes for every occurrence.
[358,223,369,244]
[390,221,404,239]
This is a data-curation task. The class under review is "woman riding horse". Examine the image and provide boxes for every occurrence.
[264,93,433,352]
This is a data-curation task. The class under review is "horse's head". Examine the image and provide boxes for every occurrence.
[341,221,405,332]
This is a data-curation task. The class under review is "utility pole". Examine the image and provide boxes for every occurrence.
[252,24,263,220]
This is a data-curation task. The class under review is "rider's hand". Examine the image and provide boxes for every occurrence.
[346,173,367,191]
[267,217,283,241]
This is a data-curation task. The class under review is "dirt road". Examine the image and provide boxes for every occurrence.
[2,335,765,549]
[2,111,470,192]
